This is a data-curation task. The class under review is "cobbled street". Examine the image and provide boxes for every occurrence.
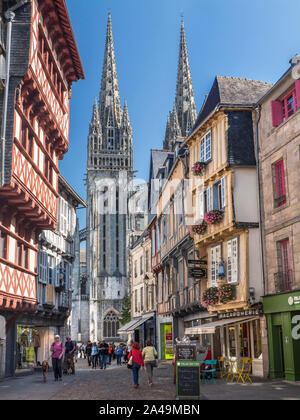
[0,359,176,401]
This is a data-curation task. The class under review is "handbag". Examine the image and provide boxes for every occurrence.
[127,355,133,367]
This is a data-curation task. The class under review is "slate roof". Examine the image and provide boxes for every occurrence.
[193,76,273,131]
[149,149,173,182]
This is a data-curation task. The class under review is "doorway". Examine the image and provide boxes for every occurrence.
[273,325,285,378]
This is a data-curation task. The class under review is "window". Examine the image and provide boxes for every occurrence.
[273,160,286,207]
[211,244,222,287]
[200,130,212,162]
[39,251,48,284]
[140,256,143,275]
[48,255,55,285]
[134,260,138,278]
[140,287,144,312]
[177,191,184,226]
[156,220,161,251]
[158,272,163,303]
[0,232,7,259]
[145,250,149,273]
[271,81,300,126]
[135,290,138,312]
[213,178,226,210]
[227,237,239,284]
[103,311,120,338]
[276,239,292,291]
[151,229,156,256]
[178,259,184,291]
[164,272,169,302]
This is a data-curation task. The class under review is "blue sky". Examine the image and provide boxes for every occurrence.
[63,0,300,229]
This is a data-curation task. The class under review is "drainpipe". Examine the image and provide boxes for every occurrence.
[255,105,266,297]
[1,0,30,187]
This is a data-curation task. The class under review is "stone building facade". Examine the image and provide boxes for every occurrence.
[86,13,134,342]
[258,57,300,381]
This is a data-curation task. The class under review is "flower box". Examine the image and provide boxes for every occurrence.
[191,222,207,235]
[204,209,224,225]
[219,284,236,304]
[192,161,207,176]
[202,287,219,306]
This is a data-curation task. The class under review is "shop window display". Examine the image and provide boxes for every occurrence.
[16,327,40,370]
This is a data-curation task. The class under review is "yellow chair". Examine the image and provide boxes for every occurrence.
[225,358,236,382]
[218,356,227,380]
[235,358,252,384]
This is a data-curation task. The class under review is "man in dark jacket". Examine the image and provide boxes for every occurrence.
[86,341,92,366]
[64,337,76,374]
[98,339,109,369]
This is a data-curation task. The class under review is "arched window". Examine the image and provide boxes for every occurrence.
[103,311,120,338]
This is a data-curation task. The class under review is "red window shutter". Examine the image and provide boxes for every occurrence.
[271,101,283,127]
[275,160,286,205]
[295,79,300,109]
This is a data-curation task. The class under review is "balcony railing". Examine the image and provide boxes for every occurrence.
[274,270,293,293]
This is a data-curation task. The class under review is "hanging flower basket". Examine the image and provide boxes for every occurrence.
[202,287,219,306]
[191,221,207,235]
[204,209,224,225]
[219,284,236,304]
[192,161,207,176]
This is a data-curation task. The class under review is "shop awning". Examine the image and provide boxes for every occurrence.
[118,317,142,334]
[129,313,154,330]
[185,316,259,335]
[118,313,154,335]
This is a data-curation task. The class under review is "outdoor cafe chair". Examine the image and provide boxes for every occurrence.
[201,360,217,384]
[225,358,238,382]
[234,358,253,384]
[217,356,227,380]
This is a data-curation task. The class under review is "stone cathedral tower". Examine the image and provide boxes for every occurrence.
[164,19,197,151]
[86,13,133,342]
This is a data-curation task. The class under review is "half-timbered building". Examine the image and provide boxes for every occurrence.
[0,0,84,377]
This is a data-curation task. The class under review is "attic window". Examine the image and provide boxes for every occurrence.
[271,80,300,126]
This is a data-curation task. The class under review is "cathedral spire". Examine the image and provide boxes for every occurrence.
[99,12,122,132]
[90,97,101,133]
[174,17,197,138]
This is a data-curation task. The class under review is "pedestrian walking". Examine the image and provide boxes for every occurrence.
[91,342,98,369]
[108,343,113,365]
[50,335,64,381]
[115,344,123,365]
[98,339,109,369]
[123,345,128,364]
[64,337,76,374]
[86,341,92,366]
[142,340,158,386]
[128,342,144,389]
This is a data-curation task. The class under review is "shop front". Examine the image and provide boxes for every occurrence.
[157,315,173,360]
[185,309,266,377]
[264,290,300,381]
[118,312,156,348]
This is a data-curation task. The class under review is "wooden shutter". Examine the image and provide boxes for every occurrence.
[199,192,204,220]
[275,160,286,205]
[295,79,300,109]
[271,101,283,127]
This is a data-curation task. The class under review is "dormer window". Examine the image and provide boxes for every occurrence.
[271,80,300,126]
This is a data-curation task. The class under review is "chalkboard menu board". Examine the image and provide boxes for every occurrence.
[176,344,196,361]
[176,361,201,399]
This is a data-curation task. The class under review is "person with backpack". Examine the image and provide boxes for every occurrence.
[142,340,158,386]
[50,335,64,381]
[98,339,109,369]
[115,344,123,365]
[128,342,144,389]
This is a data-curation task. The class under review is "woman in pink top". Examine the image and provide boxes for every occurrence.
[50,335,64,381]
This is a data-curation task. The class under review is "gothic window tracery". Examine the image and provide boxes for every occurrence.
[103,311,120,338]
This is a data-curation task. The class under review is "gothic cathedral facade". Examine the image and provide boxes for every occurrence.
[86,14,133,341]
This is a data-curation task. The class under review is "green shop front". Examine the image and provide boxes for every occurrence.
[264,290,300,381]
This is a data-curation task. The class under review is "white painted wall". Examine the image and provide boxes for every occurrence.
[248,229,264,302]
[233,168,259,223]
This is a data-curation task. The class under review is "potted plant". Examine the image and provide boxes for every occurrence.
[204,209,224,225]
[192,161,207,176]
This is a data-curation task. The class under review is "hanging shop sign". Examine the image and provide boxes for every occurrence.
[188,260,207,265]
[189,268,207,278]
